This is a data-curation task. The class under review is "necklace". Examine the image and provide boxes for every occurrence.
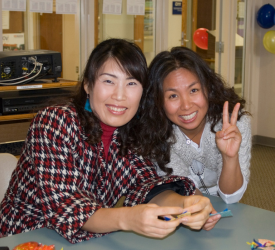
[181,130,201,145]
[190,163,210,195]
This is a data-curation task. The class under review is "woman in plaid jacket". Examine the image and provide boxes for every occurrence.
[0,39,214,244]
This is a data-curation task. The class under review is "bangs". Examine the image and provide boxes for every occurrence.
[85,39,147,88]
[110,47,147,86]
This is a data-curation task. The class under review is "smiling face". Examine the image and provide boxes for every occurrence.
[84,58,143,127]
[163,68,209,138]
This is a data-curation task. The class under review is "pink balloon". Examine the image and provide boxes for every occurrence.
[193,28,208,50]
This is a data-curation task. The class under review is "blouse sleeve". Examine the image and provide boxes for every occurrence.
[123,155,196,207]
[27,106,106,243]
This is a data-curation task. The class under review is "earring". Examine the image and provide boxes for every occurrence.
[84,94,92,112]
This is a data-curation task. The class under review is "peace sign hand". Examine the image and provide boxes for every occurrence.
[215,101,242,158]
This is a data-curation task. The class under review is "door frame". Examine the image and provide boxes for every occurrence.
[80,0,95,73]
[0,3,2,51]
[243,0,259,135]
[181,0,196,49]
[179,0,238,87]
[155,0,169,54]
[215,0,237,87]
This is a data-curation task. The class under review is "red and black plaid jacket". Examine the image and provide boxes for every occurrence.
[0,104,195,243]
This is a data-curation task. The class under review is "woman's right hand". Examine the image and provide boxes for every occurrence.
[215,101,242,159]
[121,204,184,238]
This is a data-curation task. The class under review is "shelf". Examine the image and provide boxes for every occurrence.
[0,79,78,122]
[0,79,78,92]
[0,113,36,122]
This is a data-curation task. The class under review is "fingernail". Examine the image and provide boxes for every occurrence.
[181,217,188,222]
[164,216,171,221]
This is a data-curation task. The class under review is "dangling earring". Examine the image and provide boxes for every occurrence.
[84,94,92,112]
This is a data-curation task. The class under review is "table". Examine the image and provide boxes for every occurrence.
[0,195,274,250]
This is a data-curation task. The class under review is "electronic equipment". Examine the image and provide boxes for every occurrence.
[0,88,74,115]
[0,140,25,156]
[0,50,62,85]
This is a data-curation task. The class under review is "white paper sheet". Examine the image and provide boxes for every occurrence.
[29,0,53,13]
[127,0,145,15]
[2,0,26,11]
[103,0,122,15]
[56,0,77,14]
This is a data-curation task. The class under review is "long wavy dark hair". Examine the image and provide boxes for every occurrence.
[140,46,250,174]
[72,38,148,156]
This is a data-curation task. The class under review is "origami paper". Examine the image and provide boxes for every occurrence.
[209,208,233,218]
[247,239,275,249]
[164,211,191,221]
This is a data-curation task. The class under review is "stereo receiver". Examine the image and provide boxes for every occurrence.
[0,88,74,115]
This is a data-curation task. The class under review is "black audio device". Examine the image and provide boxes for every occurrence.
[0,50,62,84]
[0,88,74,115]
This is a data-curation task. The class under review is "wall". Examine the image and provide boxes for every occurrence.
[101,0,134,40]
[245,0,275,141]
[62,14,80,81]
[256,0,275,139]
[167,0,182,50]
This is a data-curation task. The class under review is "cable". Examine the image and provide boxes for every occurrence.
[0,57,38,83]
[0,63,43,86]
[0,65,37,83]
[0,58,43,85]
[36,67,52,80]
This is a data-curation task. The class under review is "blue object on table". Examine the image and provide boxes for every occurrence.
[210,208,233,218]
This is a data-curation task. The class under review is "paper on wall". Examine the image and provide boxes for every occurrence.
[103,0,122,15]
[29,0,53,13]
[127,0,145,15]
[2,0,26,11]
[56,0,77,14]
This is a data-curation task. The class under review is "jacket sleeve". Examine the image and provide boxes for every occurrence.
[123,155,196,207]
[27,106,107,243]
[217,115,252,204]
[237,115,252,182]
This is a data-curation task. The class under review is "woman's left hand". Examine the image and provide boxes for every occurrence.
[202,207,221,231]
[180,195,213,230]
[194,189,220,230]
[215,101,242,158]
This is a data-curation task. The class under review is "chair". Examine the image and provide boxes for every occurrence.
[0,153,18,202]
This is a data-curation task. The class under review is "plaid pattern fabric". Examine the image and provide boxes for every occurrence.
[0,104,195,243]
